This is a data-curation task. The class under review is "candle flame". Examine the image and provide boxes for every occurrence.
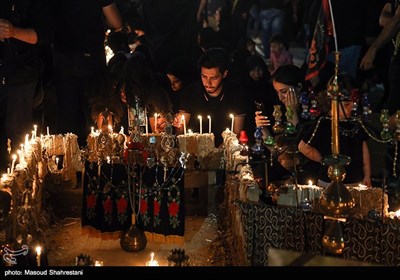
[35,246,42,255]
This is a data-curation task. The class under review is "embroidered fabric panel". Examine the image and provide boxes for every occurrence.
[82,161,185,238]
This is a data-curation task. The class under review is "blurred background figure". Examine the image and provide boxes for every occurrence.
[0,0,53,170]
[51,0,122,147]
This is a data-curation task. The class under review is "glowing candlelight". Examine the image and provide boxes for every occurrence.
[35,246,42,267]
[119,126,124,135]
[230,113,234,132]
[91,127,95,135]
[188,129,193,134]
[56,157,59,170]
[207,115,211,133]
[308,180,314,203]
[144,107,149,135]
[94,260,104,266]
[107,156,111,164]
[25,134,29,147]
[47,126,50,136]
[33,124,37,138]
[358,183,367,189]
[198,115,203,134]
[146,252,159,266]
[10,154,17,175]
[181,114,186,135]
[154,113,158,133]
[7,168,10,176]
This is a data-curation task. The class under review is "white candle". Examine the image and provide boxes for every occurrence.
[33,124,37,139]
[146,252,159,266]
[56,157,59,170]
[35,246,42,267]
[207,115,211,133]
[7,168,10,176]
[144,107,149,135]
[107,156,111,164]
[91,127,95,135]
[308,180,313,202]
[47,126,50,136]
[181,114,186,135]
[119,126,124,135]
[154,113,158,133]
[10,154,17,175]
[198,115,202,134]
[230,113,234,132]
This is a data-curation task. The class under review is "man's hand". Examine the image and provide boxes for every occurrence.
[0,19,14,39]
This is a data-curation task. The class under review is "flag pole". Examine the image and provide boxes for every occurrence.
[328,0,338,53]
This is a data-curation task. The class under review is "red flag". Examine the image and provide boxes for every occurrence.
[305,0,334,81]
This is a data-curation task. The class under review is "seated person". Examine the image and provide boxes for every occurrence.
[179,48,250,146]
[298,74,372,187]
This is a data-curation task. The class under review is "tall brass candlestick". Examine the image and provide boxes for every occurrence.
[320,52,354,255]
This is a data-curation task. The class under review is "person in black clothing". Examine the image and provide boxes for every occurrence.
[242,54,277,144]
[52,0,122,147]
[164,57,197,114]
[0,0,53,170]
[179,47,250,147]
[298,74,372,187]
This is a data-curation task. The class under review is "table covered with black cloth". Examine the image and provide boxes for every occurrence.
[235,201,400,266]
[81,161,185,240]
[225,174,400,266]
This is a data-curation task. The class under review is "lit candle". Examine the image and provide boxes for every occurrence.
[207,115,211,133]
[146,252,159,266]
[10,154,17,175]
[198,115,202,134]
[181,114,186,135]
[56,157,59,170]
[91,127,95,135]
[94,260,104,266]
[47,126,50,136]
[35,246,42,267]
[230,113,234,132]
[308,180,313,203]
[154,113,158,133]
[188,129,193,134]
[107,156,111,164]
[33,124,37,139]
[119,126,124,135]
[144,107,149,136]
[7,168,10,176]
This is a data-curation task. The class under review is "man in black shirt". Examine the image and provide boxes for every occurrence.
[0,0,52,170]
[179,47,250,146]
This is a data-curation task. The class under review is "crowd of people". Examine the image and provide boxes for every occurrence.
[1,0,400,188]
